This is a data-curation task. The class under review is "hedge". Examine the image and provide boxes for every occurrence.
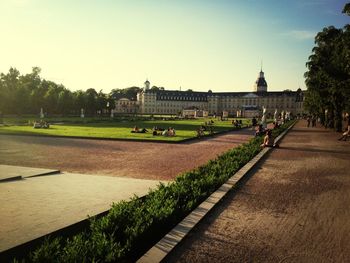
[14,121,293,263]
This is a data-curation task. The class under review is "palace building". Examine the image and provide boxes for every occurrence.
[117,69,304,117]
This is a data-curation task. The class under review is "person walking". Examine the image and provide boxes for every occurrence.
[307,116,311,127]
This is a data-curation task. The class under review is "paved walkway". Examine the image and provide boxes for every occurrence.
[0,170,162,252]
[0,128,258,181]
[165,120,350,263]
[0,127,265,254]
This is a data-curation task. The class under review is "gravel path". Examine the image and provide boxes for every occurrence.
[0,128,257,181]
[165,120,350,263]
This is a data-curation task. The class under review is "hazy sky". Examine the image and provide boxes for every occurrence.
[0,0,349,93]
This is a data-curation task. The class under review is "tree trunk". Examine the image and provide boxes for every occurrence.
[328,107,335,129]
[334,109,343,132]
[319,109,326,126]
[333,91,344,132]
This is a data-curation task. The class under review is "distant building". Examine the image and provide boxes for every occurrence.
[116,69,304,117]
[115,98,138,114]
[182,107,208,118]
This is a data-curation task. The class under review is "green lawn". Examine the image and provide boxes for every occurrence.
[0,118,251,141]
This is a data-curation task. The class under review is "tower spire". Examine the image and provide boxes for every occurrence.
[255,62,268,92]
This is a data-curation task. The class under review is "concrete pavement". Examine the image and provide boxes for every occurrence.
[165,120,350,263]
[0,170,162,253]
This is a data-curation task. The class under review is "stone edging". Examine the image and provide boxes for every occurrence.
[137,121,296,263]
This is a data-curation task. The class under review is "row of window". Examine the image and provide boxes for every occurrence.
[157,96,207,101]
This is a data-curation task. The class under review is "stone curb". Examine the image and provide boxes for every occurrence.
[137,121,296,263]
[0,170,61,183]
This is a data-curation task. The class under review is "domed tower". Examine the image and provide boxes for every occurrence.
[144,79,150,91]
[254,68,268,92]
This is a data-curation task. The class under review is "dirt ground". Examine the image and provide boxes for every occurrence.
[165,120,350,263]
[0,128,256,181]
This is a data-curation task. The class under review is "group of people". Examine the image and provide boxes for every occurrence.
[161,127,176,136]
[151,126,176,136]
[252,116,281,148]
[306,116,317,127]
[232,119,243,128]
[131,125,177,136]
[197,125,214,137]
[204,120,215,126]
[33,120,50,129]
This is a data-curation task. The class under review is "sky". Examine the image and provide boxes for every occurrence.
[0,0,349,93]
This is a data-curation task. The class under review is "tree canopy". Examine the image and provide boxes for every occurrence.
[304,2,350,131]
[0,67,115,116]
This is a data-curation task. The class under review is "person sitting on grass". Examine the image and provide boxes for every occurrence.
[131,126,139,133]
[167,127,176,136]
[197,126,204,138]
[261,129,278,148]
[162,129,169,136]
[33,121,41,129]
[42,121,50,129]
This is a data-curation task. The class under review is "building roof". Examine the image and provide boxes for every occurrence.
[140,89,302,100]
[256,77,267,87]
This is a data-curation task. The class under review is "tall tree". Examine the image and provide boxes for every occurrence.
[85,88,98,115]
[0,68,21,114]
[305,3,350,131]
[57,89,74,116]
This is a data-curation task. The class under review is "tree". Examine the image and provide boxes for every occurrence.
[304,4,350,131]
[96,90,108,114]
[0,68,21,114]
[58,89,73,116]
[110,86,142,100]
[85,88,98,115]
[73,90,87,114]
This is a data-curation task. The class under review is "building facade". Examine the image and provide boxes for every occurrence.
[115,98,139,114]
[118,70,304,117]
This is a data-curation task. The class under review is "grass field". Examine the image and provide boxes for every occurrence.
[0,118,251,141]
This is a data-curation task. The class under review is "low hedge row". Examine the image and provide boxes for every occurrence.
[16,121,293,263]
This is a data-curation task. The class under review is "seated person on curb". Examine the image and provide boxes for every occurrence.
[338,124,350,141]
[272,122,280,129]
[255,124,265,136]
[261,129,278,148]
